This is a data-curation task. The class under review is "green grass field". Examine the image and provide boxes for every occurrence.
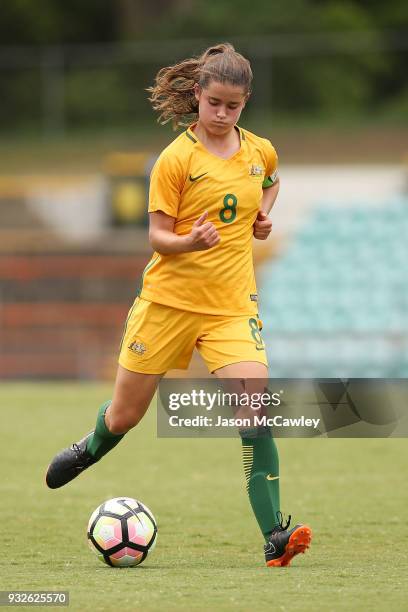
[1,383,407,611]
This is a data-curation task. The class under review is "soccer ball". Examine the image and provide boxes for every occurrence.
[87,497,157,567]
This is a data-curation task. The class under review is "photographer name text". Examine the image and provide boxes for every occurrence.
[168,415,320,429]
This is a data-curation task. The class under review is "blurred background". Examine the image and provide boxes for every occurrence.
[0,0,407,380]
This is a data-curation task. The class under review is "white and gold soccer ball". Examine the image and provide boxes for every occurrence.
[87,497,157,567]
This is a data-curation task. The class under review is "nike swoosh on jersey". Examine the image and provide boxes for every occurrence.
[266,474,279,481]
[189,172,208,182]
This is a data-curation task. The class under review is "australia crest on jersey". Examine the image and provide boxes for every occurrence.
[249,163,264,176]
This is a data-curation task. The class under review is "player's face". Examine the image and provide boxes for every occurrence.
[194,81,248,135]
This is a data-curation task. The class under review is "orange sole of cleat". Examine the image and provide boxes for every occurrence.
[266,525,312,567]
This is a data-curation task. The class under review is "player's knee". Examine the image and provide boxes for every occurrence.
[106,410,140,435]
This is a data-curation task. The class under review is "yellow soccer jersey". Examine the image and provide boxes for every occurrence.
[140,123,278,316]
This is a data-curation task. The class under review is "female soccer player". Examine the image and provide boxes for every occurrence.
[46,43,312,567]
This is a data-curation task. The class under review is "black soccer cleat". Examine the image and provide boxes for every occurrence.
[264,512,312,567]
[46,432,98,489]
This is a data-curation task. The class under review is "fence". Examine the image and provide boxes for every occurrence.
[1,31,407,135]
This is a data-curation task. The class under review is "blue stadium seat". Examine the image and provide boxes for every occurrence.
[259,199,408,377]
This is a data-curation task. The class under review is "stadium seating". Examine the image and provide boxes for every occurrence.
[258,198,408,377]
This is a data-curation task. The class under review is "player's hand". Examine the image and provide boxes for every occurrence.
[186,211,220,251]
[253,210,272,240]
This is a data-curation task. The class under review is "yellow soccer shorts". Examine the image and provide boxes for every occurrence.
[118,297,268,374]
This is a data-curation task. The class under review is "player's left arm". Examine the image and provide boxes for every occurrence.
[261,176,280,214]
[253,177,280,240]
[253,140,280,240]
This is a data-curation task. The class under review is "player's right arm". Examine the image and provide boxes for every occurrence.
[148,148,220,255]
[149,210,220,255]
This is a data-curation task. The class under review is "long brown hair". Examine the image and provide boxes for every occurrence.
[147,43,252,129]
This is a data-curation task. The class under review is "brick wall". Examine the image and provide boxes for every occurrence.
[0,251,148,379]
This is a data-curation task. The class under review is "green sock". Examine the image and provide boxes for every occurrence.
[241,426,280,542]
[86,401,125,461]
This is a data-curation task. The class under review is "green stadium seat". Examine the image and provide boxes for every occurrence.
[259,199,408,376]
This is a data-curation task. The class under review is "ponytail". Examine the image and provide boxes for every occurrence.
[147,43,252,129]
